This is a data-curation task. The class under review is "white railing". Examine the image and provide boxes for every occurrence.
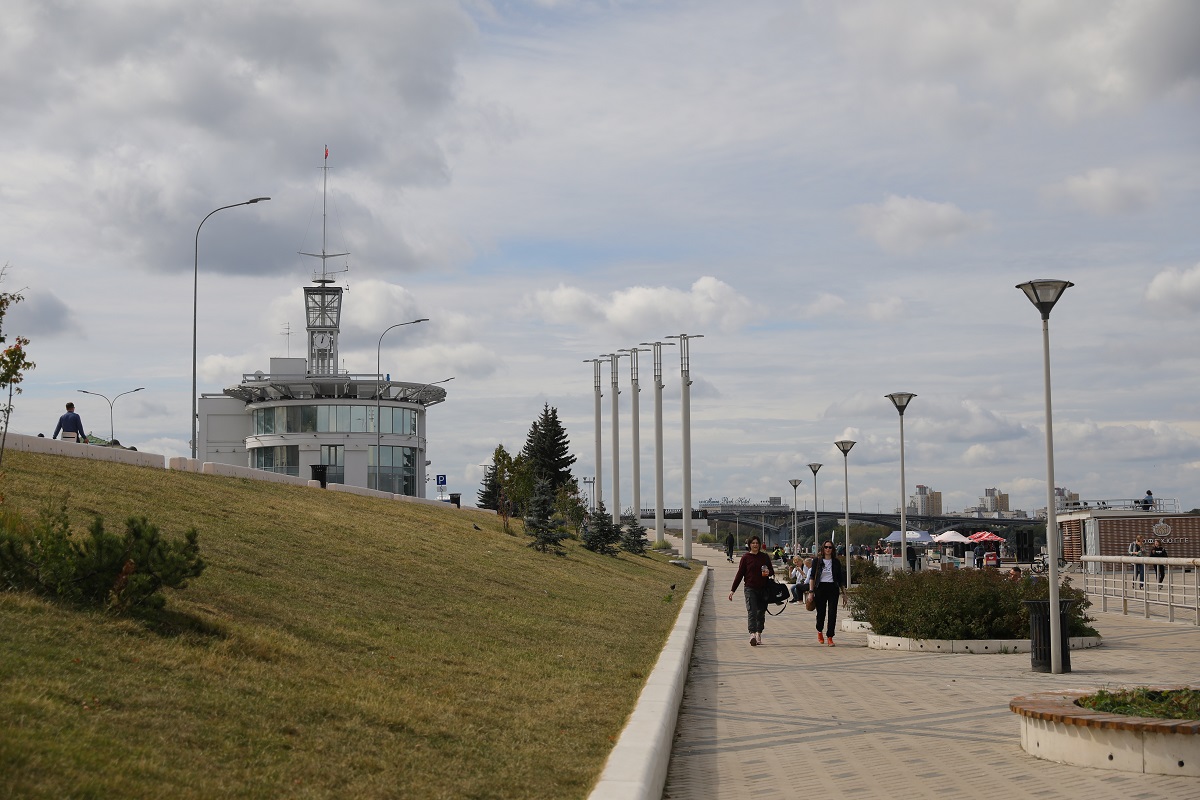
[1079,555,1200,625]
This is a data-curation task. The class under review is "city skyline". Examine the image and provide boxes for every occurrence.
[3,1,1198,514]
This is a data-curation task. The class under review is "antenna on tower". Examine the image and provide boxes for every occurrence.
[280,322,292,356]
[299,145,350,284]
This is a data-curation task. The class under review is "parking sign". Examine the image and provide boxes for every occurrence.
[436,474,447,486]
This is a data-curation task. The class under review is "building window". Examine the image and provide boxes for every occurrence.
[252,404,419,435]
[251,445,299,476]
[369,445,417,495]
[321,445,345,485]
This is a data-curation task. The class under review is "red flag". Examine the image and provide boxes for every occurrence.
[324,145,329,160]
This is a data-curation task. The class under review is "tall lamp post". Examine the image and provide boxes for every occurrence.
[78,387,144,444]
[583,358,610,512]
[375,319,429,489]
[639,341,675,544]
[835,440,856,585]
[602,352,628,526]
[666,334,702,560]
[619,347,650,529]
[886,393,916,573]
[788,478,802,556]
[193,197,270,459]
[807,463,822,553]
[1018,279,1073,674]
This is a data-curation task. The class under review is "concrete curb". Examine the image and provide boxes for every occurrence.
[588,565,710,800]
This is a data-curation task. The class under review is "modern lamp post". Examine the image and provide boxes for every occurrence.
[886,393,916,573]
[77,387,144,444]
[807,463,822,553]
[619,347,650,530]
[375,319,429,490]
[639,341,675,544]
[666,333,703,560]
[1018,279,1073,674]
[835,440,856,585]
[193,197,270,459]
[583,358,609,512]
[603,352,628,527]
[788,478,802,555]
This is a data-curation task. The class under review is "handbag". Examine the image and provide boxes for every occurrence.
[766,579,790,605]
[804,591,816,611]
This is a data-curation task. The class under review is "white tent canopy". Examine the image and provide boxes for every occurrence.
[932,531,973,544]
[885,530,932,543]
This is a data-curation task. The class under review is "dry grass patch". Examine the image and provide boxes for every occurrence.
[0,451,697,799]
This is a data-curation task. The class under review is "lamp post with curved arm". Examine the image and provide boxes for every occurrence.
[78,387,144,444]
[886,392,916,573]
[193,197,270,458]
[375,319,430,490]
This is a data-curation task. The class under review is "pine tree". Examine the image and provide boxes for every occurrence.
[521,404,576,493]
[583,502,619,556]
[620,515,648,555]
[524,478,566,553]
[476,462,500,510]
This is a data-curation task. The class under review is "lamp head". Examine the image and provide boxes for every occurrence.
[886,392,916,415]
[835,439,856,456]
[1017,279,1073,320]
[247,197,271,204]
[808,462,822,475]
[788,478,802,489]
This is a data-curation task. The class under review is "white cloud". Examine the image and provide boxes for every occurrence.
[1046,167,1158,215]
[802,292,847,317]
[853,195,991,255]
[1145,262,1200,310]
[532,277,755,335]
[865,297,903,322]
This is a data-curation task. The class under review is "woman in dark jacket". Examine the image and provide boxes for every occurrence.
[809,540,845,646]
[728,535,774,646]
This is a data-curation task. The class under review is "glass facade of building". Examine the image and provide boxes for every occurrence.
[251,404,417,436]
[369,445,418,496]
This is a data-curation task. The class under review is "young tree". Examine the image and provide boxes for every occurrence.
[524,478,566,553]
[0,268,35,468]
[521,403,576,493]
[620,515,649,555]
[554,479,589,537]
[582,501,620,556]
[476,462,501,510]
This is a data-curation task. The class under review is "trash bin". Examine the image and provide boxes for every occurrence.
[310,464,328,488]
[984,552,999,567]
[449,493,461,508]
[1025,599,1074,673]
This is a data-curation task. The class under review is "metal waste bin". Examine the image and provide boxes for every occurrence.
[310,464,328,488]
[449,493,461,508]
[1024,599,1074,673]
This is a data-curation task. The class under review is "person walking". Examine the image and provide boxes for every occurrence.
[1149,539,1168,585]
[809,540,845,647]
[728,535,774,647]
[724,530,735,563]
[1128,534,1145,588]
[51,402,86,443]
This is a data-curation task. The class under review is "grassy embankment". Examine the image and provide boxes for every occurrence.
[0,451,696,799]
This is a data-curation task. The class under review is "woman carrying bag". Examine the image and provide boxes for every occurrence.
[728,535,774,647]
[809,540,845,646]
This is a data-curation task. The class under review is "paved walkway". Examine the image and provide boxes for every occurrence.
[661,538,1200,800]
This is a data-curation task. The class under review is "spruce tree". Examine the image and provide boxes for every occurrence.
[476,462,500,509]
[620,515,648,555]
[524,478,566,553]
[583,502,619,556]
[521,404,576,493]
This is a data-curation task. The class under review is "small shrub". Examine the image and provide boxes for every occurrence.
[849,568,1096,640]
[848,556,883,584]
[1078,688,1200,720]
[582,502,620,556]
[696,533,717,544]
[0,496,205,613]
[650,539,673,551]
[620,516,648,555]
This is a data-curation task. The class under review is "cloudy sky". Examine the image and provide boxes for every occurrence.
[4,0,1199,516]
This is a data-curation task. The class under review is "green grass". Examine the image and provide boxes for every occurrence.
[0,451,697,799]
[1077,688,1200,720]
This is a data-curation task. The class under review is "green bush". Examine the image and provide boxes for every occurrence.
[697,533,717,544]
[849,568,1096,640]
[0,497,205,613]
[847,556,883,584]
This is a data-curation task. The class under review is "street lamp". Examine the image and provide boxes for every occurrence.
[639,341,676,545]
[835,440,856,585]
[619,347,651,529]
[583,358,610,513]
[601,352,628,527]
[807,463,822,554]
[886,393,916,574]
[1018,278,1073,674]
[375,319,430,490]
[788,478,802,556]
[77,387,144,444]
[193,197,270,459]
[666,333,703,560]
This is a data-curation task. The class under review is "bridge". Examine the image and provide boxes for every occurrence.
[698,510,1039,548]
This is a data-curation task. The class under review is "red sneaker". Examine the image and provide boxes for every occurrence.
[817,632,825,644]
[827,638,835,647]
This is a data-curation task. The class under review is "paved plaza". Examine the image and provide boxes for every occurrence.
[661,539,1200,800]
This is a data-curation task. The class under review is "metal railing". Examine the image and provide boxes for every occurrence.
[1079,555,1200,625]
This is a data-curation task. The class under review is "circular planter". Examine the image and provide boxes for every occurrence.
[1010,688,1200,776]
[865,633,1101,653]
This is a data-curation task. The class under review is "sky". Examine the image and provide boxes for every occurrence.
[4,0,1199,517]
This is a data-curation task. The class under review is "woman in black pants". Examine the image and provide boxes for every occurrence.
[728,535,774,646]
[809,540,845,647]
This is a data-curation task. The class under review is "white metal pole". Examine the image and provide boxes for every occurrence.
[606,353,626,527]
[899,414,907,573]
[641,342,673,544]
[669,334,702,561]
[809,464,822,553]
[836,440,855,585]
[585,359,607,511]
[789,479,801,556]
[620,348,650,531]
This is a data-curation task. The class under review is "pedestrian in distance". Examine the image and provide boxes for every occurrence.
[1128,534,1144,587]
[1141,490,1154,511]
[728,535,774,647]
[724,530,735,563]
[788,556,812,602]
[907,544,918,572]
[51,402,86,443]
[1149,539,1168,584]
[809,540,845,647]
